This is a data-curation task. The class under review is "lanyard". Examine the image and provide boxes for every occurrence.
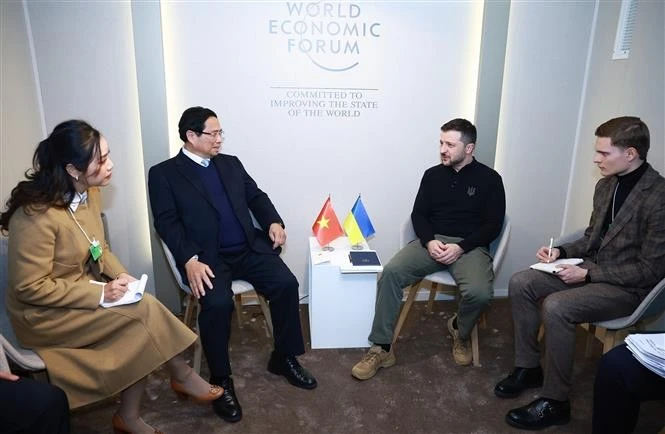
[611,182,619,223]
[68,208,103,261]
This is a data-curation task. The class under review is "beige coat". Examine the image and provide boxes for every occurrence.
[5,188,196,408]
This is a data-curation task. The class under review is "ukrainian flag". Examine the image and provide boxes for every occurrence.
[343,196,376,245]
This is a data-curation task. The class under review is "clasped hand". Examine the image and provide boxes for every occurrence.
[103,273,137,303]
[427,240,463,265]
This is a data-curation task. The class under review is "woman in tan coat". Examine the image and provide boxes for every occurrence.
[0,120,223,434]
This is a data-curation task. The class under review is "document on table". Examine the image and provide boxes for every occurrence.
[625,333,665,378]
[311,251,331,265]
[530,258,583,274]
[98,274,148,308]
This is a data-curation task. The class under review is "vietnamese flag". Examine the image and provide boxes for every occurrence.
[312,197,344,247]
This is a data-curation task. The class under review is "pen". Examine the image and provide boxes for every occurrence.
[89,280,106,286]
[548,237,554,262]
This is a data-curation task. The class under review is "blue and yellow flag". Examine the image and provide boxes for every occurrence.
[343,196,376,245]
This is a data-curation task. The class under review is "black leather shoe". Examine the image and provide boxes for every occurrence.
[267,352,317,389]
[494,366,544,398]
[506,397,571,430]
[210,376,242,423]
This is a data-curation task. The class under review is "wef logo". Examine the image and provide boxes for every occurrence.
[268,1,381,72]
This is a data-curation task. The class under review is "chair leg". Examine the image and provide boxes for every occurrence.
[183,294,196,329]
[192,341,202,374]
[234,294,243,329]
[470,311,486,367]
[392,283,420,345]
[471,323,480,367]
[426,281,438,313]
[602,330,616,354]
[181,294,202,374]
[585,324,597,358]
[478,312,487,329]
[257,294,273,337]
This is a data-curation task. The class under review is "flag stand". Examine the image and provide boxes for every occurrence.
[351,243,365,250]
[322,245,335,251]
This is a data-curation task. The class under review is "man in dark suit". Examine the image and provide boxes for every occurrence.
[148,106,316,423]
[494,116,665,430]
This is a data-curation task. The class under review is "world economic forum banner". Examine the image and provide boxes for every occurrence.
[160,1,484,293]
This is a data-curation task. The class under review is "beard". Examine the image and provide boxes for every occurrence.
[441,153,464,167]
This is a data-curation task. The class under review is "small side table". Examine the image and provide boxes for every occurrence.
[307,236,382,349]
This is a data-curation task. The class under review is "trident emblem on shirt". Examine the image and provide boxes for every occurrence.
[467,186,476,196]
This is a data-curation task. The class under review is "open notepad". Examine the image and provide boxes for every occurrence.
[530,258,583,274]
[98,274,148,308]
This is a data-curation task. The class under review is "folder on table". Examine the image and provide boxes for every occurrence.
[349,251,381,267]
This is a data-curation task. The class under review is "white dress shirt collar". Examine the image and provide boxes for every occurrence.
[182,147,210,167]
[68,191,88,212]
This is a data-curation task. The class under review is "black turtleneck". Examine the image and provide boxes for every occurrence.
[601,161,648,234]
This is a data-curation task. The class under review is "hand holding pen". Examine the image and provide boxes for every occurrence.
[91,278,129,303]
[536,237,560,263]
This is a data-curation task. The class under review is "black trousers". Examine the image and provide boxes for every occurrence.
[0,376,70,433]
[592,343,665,434]
[197,248,305,379]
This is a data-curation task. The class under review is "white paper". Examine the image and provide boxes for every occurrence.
[625,333,665,378]
[311,251,331,265]
[100,274,148,308]
[530,258,583,274]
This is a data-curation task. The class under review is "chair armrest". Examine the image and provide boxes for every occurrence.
[0,343,10,372]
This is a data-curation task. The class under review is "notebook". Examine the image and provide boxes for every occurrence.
[100,274,148,308]
[530,258,583,274]
[349,251,381,267]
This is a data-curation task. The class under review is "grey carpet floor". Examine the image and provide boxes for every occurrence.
[69,298,664,433]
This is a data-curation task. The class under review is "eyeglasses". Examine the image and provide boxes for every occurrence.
[199,129,225,139]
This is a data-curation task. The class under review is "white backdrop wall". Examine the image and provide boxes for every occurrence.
[0,2,44,209]
[160,1,485,300]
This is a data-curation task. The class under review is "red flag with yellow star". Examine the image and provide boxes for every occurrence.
[312,196,344,247]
